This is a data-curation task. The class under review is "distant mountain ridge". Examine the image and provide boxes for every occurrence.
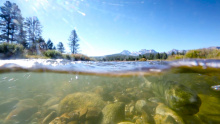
[120,50,131,55]
[120,49,157,56]
[119,49,180,56]
[167,49,187,55]
[118,46,220,56]
[208,46,220,49]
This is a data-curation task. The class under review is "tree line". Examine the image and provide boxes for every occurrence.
[0,1,79,57]
[98,52,168,61]
[93,51,190,61]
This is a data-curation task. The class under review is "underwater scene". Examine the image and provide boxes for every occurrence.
[0,59,220,124]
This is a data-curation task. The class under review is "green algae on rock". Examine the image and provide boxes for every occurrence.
[135,100,147,113]
[4,99,38,123]
[118,122,135,124]
[58,92,105,115]
[154,103,184,124]
[101,102,125,124]
[198,94,220,123]
[164,81,201,115]
[0,98,19,113]
[42,111,57,124]
[146,79,201,115]
[85,107,102,124]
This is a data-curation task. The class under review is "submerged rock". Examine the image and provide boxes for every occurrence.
[148,97,163,103]
[198,94,220,123]
[79,108,88,120]
[154,103,184,124]
[4,99,38,123]
[42,111,57,124]
[43,97,60,107]
[182,115,203,124]
[49,107,102,124]
[164,81,201,115]
[101,102,125,124]
[135,118,144,124]
[49,117,62,124]
[61,111,80,122]
[141,111,153,124]
[33,94,51,105]
[29,111,41,123]
[135,99,157,118]
[135,100,147,113]
[86,107,102,120]
[114,95,131,103]
[49,104,59,112]
[125,103,135,119]
[146,79,201,115]
[92,86,104,95]
[49,110,80,124]
[118,122,135,124]
[67,121,79,124]
[133,101,155,124]
[85,107,102,123]
[42,104,59,117]
[58,92,105,115]
[0,98,19,113]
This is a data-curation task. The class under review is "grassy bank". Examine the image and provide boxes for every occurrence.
[168,48,220,60]
[0,43,91,61]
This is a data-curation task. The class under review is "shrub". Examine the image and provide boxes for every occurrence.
[62,54,91,61]
[25,55,49,59]
[185,49,220,59]
[206,49,220,59]
[185,50,201,58]
[72,54,91,61]
[174,55,184,59]
[62,54,71,60]
[0,43,24,59]
[139,58,147,61]
[167,55,185,60]
[43,50,63,59]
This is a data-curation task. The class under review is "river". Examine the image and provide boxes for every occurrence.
[0,59,220,124]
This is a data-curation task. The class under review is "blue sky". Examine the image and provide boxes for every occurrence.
[1,0,220,56]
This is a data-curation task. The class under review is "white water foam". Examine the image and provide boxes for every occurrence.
[0,59,219,74]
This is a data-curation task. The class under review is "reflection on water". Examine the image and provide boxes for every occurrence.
[0,59,220,124]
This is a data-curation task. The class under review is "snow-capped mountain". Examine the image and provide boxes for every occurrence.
[120,49,157,56]
[139,49,157,54]
[208,46,220,49]
[120,50,131,55]
[167,49,179,55]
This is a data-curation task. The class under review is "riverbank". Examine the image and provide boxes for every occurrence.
[0,43,91,61]
[1,43,220,61]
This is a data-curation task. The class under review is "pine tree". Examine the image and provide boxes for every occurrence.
[155,53,160,59]
[57,42,65,53]
[0,1,23,43]
[37,37,47,50]
[68,29,79,54]
[24,16,42,50]
[162,52,168,59]
[46,39,53,50]
[16,18,27,48]
[149,54,154,60]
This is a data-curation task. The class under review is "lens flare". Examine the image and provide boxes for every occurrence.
[55,0,86,16]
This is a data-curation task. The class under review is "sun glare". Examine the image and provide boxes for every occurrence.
[55,0,86,16]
